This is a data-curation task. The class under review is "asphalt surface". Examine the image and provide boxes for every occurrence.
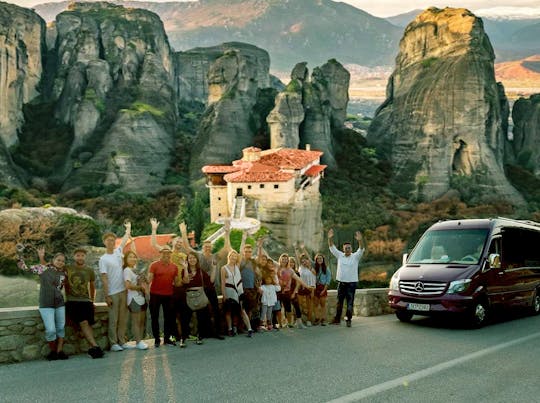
[1,312,540,403]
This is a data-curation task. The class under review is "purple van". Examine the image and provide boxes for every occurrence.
[388,218,540,327]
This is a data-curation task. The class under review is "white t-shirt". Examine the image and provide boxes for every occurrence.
[123,267,145,305]
[99,247,125,295]
[260,284,281,306]
[299,266,316,287]
[329,244,364,283]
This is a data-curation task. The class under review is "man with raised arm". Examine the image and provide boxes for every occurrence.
[99,221,131,351]
[328,228,365,327]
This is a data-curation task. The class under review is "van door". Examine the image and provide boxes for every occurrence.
[484,237,506,306]
[499,228,529,307]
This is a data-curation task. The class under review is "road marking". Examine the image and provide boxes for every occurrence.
[328,330,540,402]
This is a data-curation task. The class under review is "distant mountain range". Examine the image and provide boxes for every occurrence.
[31,0,540,70]
[34,0,402,71]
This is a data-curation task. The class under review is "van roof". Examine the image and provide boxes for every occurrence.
[430,217,540,232]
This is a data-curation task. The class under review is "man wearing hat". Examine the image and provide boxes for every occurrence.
[148,245,179,347]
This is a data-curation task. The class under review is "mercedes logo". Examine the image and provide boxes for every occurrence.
[414,282,425,292]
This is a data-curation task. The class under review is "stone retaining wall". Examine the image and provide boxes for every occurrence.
[0,288,391,364]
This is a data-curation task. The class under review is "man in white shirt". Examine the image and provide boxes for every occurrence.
[99,222,131,351]
[328,228,365,327]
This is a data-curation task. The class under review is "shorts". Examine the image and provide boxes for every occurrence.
[298,287,312,296]
[66,301,95,325]
[224,298,241,316]
[129,299,148,313]
[315,284,328,298]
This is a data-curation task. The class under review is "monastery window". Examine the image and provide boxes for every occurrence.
[260,184,265,189]
[274,184,279,189]
[217,197,221,201]
[248,185,252,189]
[218,213,222,217]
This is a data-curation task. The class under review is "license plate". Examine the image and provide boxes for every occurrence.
[407,303,430,311]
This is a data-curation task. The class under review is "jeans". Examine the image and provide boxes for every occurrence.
[149,293,175,341]
[335,281,357,321]
[39,306,66,341]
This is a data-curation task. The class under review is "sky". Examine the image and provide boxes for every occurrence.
[6,0,540,18]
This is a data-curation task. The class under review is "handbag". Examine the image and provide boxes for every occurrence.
[186,270,209,311]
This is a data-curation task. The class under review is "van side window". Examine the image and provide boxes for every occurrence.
[501,228,540,269]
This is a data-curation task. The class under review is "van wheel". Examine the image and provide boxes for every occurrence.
[531,289,540,315]
[396,310,413,322]
[468,300,488,328]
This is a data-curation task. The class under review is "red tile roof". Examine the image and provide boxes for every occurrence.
[201,165,241,174]
[224,171,293,183]
[202,147,323,184]
[259,148,323,169]
[304,164,327,176]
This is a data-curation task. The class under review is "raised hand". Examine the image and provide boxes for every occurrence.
[150,218,160,231]
[328,228,334,239]
[124,220,132,234]
[179,222,187,235]
[355,231,363,241]
[37,246,45,261]
[223,218,231,232]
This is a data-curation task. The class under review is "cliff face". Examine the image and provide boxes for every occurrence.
[189,43,273,173]
[50,2,176,193]
[367,7,523,204]
[511,94,540,175]
[0,3,45,186]
[267,59,350,168]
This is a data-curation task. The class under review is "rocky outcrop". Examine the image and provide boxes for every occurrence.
[267,59,350,168]
[367,7,524,204]
[0,3,45,185]
[511,94,540,175]
[190,43,273,173]
[50,2,176,193]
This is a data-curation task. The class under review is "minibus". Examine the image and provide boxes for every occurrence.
[388,218,540,327]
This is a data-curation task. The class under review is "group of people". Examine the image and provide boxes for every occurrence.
[17,218,365,361]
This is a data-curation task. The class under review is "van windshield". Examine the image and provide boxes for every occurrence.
[407,228,489,265]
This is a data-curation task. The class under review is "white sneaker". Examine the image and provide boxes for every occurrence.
[122,342,135,349]
[306,321,312,327]
[110,343,123,352]
[136,341,148,350]
[296,319,306,329]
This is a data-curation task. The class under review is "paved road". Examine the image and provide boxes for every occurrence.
[1,313,540,403]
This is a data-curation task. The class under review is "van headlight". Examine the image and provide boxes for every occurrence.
[447,279,472,294]
[390,272,400,290]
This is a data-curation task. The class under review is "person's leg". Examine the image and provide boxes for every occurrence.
[163,296,175,342]
[207,287,222,335]
[107,293,120,346]
[345,282,357,324]
[117,290,129,345]
[149,294,161,343]
[55,306,66,357]
[39,308,57,357]
[80,321,97,346]
[78,301,98,346]
[131,311,141,342]
[320,296,328,325]
[333,282,346,323]
[180,303,192,341]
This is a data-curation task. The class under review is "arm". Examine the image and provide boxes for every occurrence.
[217,219,233,261]
[238,230,248,263]
[354,231,365,251]
[150,218,164,252]
[328,228,335,248]
[119,220,131,251]
[128,236,137,254]
[179,222,198,254]
[210,261,218,284]
[100,274,111,306]
[220,266,227,297]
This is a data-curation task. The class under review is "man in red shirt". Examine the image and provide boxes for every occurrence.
[148,246,179,347]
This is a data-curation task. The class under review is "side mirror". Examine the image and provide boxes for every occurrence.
[402,253,408,265]
[489,253,501,269]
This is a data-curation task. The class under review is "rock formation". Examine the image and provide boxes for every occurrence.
[267,59,350,168]
[367,7,524,204]
[49,2,177,193]
[511,94,540,175]
[189,43,274,174]
[0,3,45,186]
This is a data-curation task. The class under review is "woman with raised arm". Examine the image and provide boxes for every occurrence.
[313,253,331,325]
[17,246,68,360]
[277,254,312,328]
[123,251,149,350]
[296,246,317,326]
[221,250,253,337]
[178,252,214,347]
